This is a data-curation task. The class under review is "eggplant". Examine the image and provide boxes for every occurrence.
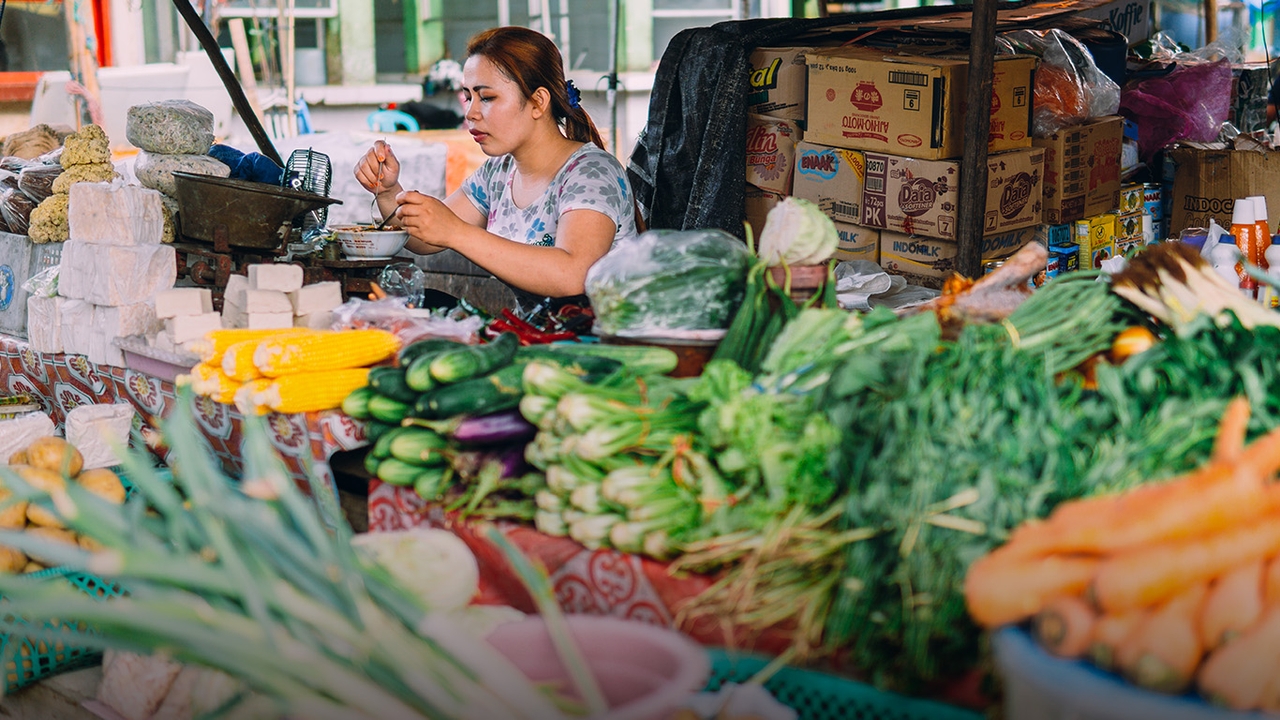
[453,410,537,445]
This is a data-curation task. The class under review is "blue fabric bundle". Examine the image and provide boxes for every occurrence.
[208,144,285,185]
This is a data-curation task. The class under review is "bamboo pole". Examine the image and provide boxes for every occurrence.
[229,18,267,126]
[1204,0,1218,43]
[955,0,998,279]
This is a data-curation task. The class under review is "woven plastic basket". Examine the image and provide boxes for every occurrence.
[705,650,983,720]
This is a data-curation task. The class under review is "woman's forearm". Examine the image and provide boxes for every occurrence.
[374,185,404,226]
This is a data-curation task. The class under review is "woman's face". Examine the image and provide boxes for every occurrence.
[461,55,536,157]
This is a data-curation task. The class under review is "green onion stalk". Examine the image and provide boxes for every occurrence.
[0,389,567,720]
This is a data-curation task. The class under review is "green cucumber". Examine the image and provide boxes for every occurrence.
[363,450,382,475]
[429,332,519,383]
[413,467,449,500]
[545,343,679,375]
[377,457,426,486]
[372,426,413,459]
[364,420,396,443]
[415,363,525,419]
[341,386,375,419]
[368,394,412,424]
[398,337,463,366]
[405,353,439,393]
[515,346,623,376]
[389,429,449,466]
[369,367,418,404]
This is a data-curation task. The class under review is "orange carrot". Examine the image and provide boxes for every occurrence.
[1200,559,1264,650]
[1091,611,1145,672]
[1265,556,1280,606]
[964,551,1099,628]
[1116,583,1207,694]
[1093,513,1280,614]
[1212,397,1251,463]
[1199,607,1280,710]
[1034,595,1097,658]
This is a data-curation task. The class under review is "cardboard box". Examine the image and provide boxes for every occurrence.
[877,226,1037,288]
[1118,183,1144,214]
[1074,214,1117,270]
[805,46,1035,160]
[1116,211,1143,242]
[747,47,812,122]
[860,147,1043,241]
[744,184,786,235]
[1072,0,1152,45]
[745,114,802,195]
[1035,223,1074,248]
[1168,146,1280,233]
[792,142,865,225]
[832,222,880,263]
[1034,116,1123,225]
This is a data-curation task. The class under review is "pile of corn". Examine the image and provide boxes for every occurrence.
[2,436,126,573]
[180,328,401,415]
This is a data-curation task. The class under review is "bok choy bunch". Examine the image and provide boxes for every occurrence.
[0,389,565,720]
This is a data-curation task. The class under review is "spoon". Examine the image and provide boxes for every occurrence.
[371,150,397,230]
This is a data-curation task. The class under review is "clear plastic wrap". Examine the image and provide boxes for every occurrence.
[126,100,215,155]
[17,164,63,203]
[34,147,63,166]
[0,157,29,173]
[584,228,751,336]
[330,296,483,345]
[996,29,1121,137]
[1,187,35,235]
[21,266,58,298]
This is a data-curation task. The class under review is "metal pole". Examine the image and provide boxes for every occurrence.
[955,0,998,279]
[607,0,620,155]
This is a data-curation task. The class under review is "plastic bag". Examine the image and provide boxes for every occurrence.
[0,157,29,173]
[34,146,63,166]
[1,187,35,235]
[21,266,58,298]
[996,29,1121,137]
[126,100,215,155]
[330,295,483,345]
[584,228,751,336]
[1119,59,1232,162]
[17,164,63,203]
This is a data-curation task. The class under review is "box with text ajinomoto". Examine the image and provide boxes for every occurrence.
[804,46,1036,161]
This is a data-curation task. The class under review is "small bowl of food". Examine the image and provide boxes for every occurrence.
[331,224,410,260]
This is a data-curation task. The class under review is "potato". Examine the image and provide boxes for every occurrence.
[25,526,75,565]
[8,449,27,465]
[20,561,43,574]
[25,503,62,529]
[15,465,64,493]
[0,545,27,573]
[76,535,103,552]
[25,437,83,477]
[0,486,28,529]
[76,468,125,504]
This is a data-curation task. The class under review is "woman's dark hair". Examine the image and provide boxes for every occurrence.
[466,27,607,150]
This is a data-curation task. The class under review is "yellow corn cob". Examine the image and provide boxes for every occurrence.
[222,340,266,382]
[177,362,220,389]
[234,379,275,416]
[190,328,313,365]
[252,369,372,414]
[253,329,400,377]
[193,368,239,404]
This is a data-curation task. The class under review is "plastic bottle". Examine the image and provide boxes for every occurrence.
[1211,241,1246,291]
[1263,242,1280,309]
[1249,196,1272,270]
[1232,199,1257,296]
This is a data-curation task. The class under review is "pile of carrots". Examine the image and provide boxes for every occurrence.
[965,397,1280,710]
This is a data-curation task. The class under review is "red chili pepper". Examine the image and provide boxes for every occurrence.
[497,309,578,344]
[487,318,532,345]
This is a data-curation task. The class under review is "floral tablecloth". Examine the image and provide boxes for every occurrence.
[0,334,367,491]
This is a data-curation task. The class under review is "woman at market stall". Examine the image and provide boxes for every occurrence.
[355,26,638,312]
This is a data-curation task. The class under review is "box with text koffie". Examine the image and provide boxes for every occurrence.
[859,147,1043,241]
[804,46,1035,161]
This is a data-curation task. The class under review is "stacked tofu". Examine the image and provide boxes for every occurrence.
[31,182,176,362]
[152,287,219,354]
[221,263,342,332]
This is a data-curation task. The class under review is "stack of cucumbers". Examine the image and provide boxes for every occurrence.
[342,332,680,504]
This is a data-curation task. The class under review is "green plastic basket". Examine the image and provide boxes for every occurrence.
[706,650,984,720]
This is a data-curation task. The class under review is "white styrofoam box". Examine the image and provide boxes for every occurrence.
[245,289,293,314]
[65,403,136,470]
[0,413,55,464]
[289,282,342,316]
[87,327,126,367]
[248,312,294,330]
[165,312,222,344]
[0,232,63,339]
[224,274,249,310]
[294,310,333,330]
[57,241,176,306]
[94,302,160,338]
[68,181,164,246]
[247,264,303,293]
[26,296,63,354]
[58,298,94,356]
[155,287,213,318]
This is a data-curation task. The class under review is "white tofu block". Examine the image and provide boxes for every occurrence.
[65,403,135,470]
[59,298,94,356]
[94,302,160,338]
[224,273,249,310]
[220,305,247,328]
[165,312,222,344]
[87,327,125,367]
[0,413,55,464]
[26,296,63,354]
[289,282,343,316]
[245,289,293,314]
[154,288,213,318]
[248,312,294,330]
[293,310,333,330]
[57,241,176,306]
[68,181,164,246]
[247,263,303,293]
[152,330,175,353]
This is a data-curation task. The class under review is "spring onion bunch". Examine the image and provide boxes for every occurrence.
[0,389,564,720]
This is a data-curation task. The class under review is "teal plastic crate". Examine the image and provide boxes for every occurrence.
[706,650,984,720]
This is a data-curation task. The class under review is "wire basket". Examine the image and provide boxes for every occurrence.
[705,650,983,720]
